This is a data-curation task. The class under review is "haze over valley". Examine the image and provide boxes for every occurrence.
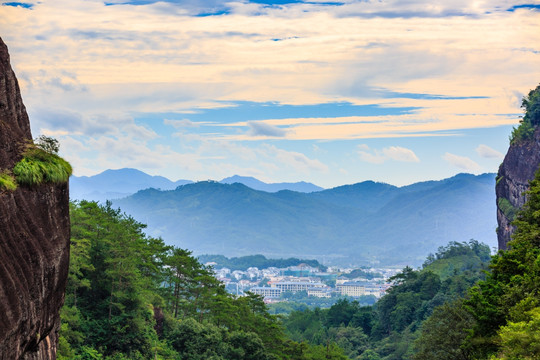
[70,168,497,266]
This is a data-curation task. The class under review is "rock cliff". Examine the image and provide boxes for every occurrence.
[496,85,540,250]
[0,38,70,359]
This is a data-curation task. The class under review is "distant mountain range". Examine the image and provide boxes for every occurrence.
[70,169,323,202]
[109,172,497,267]
[220,175,323,193]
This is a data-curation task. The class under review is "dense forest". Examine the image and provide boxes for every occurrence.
[282,240,491,359]
[58,201,348,359]
[281,160,540,360]
[58,181,540,359]
[59,175,540,359]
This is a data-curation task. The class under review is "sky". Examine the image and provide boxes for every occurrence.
[1,0,539,188]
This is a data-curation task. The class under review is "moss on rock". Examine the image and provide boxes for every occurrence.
[0,170,17,191]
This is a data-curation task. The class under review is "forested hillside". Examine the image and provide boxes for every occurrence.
[279,166,540,359]
[198,254,326,271]
[58,173,540,359]
[115,173,496,266]
[282,241,491,359]
[58,201,348,359]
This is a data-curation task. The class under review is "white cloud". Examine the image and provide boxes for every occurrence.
[164,119,199,128]
[358,150,386,164]
[261,144,328,173]
[31,107,158,141]
[5,0,538,118]
[443,152,481,171]
[358,145,420,164]
[476,144,504,159]
[2,0,538,186]
[382,146,420,162]
[357,144,370,150]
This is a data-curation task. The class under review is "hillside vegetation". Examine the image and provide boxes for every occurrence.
[115,173,496,266]
[198,254,326,271]
[282,240,491,359]
[58,201,348,359]
[58,168,540,359]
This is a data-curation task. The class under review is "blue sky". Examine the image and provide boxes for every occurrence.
[1,0,539,187]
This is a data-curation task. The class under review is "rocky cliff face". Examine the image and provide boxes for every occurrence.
[496,127,540,250]
[0,38,70,359]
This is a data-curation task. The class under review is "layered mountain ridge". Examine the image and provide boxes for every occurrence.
[115,172,497,266]
[70,169,323,202]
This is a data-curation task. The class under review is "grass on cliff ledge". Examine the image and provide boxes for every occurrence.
[0,170,17,191]
[13,145,72,186]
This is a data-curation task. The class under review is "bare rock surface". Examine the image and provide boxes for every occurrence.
[496,127,540,250]
[0,37,70,360]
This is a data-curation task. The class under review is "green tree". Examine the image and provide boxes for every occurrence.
[413,300,475,360]
[34,135,60,154]
[329,325,369,358]
[465,168,540,358]
[495,307,540,359]
[510,83,540,144]
[521,84,540,126]
[358,349,382,360]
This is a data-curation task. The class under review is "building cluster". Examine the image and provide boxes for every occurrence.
[208,262,398,302]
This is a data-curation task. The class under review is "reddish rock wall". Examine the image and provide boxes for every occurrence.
[0,38,70,360]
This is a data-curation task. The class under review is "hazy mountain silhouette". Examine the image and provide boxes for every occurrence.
[220,175,323,193]
[113,173,497,266]
[70,169,323,202]
[70,168,192,202]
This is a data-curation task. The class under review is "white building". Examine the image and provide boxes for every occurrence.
[249,286,282,299]
[307,288,333,298]
[272,281,326,292]
[337,282,384,298]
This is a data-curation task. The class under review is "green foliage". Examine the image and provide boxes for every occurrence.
[59,201,345,360]
[495,307,540,359]
[35,135,60,154]
[413,300,475,360]
[268,301,309,315]
[422,240,491,280]
[358,349,382,360]
[497,197,517,221]
[522,84,540,127]
[464,167,540,358]
[0,170,17,191]
[509,83,540,144]
[198,254,326,271]
[342,268,382,280]
[13,143,72,186]
[282,240,491,360]
[509,118,534,144]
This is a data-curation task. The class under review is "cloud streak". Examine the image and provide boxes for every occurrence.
[358,145,420,164]
[443,152,481,172]
[1,0,537,187]
[476,144,504,159]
